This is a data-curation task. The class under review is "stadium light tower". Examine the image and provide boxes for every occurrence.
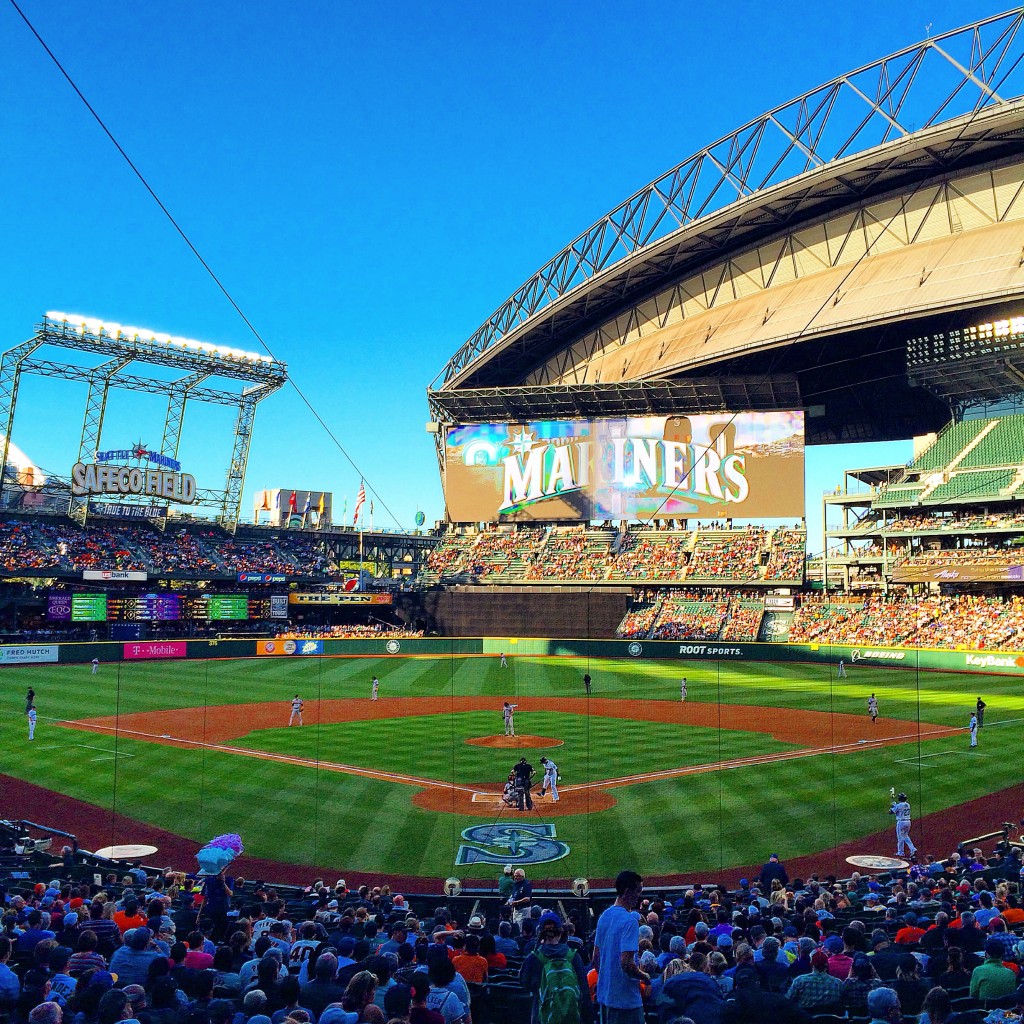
[0,313,288,531]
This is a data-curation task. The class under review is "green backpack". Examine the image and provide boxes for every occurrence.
[534,946,582,1024]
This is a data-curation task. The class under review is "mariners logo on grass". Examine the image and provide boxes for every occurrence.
[386,639,401,654]
[455,823,570,866]
[628,642,643,657]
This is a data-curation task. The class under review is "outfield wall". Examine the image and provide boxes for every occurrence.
[2,635,1022,676]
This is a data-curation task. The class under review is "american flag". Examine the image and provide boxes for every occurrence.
[353,480,366,524]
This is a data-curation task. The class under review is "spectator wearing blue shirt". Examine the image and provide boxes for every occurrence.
[0,937,19,1010]
[594,870,649,1024]
[16,910,55,954]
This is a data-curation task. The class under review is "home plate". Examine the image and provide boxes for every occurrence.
[471,793,504,804]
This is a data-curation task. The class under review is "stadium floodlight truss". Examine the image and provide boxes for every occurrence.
[0,314,288,530]
[433,8,1024,390]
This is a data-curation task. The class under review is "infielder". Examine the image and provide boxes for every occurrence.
[289,695,304,726]
[91,658,99,675]
[889,791,916,858]
[538,756,559,802]
[680,677,687,702]
[371,676,379,701]
[868,694,878,724]
[503,701,518,737]
[500,652,507,669]
[27,704,36,741]
[969,711,978,748]
[838,658,847,678]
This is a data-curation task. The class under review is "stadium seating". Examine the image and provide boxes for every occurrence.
[1,815,1022,1024]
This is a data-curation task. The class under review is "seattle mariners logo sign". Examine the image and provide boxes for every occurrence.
[385,639,401,654]
[628,642,643,657]
[455,823,570,866]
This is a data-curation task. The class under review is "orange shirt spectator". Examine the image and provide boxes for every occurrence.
[113,904,146,934]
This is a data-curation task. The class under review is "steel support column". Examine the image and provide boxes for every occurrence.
[0,338,45,507]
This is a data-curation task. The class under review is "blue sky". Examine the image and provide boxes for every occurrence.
[0,0,1005,545]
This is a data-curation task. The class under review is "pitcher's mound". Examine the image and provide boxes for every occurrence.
[466,735,564,749]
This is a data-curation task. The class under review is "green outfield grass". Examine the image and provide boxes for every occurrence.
[0,653,1016,880]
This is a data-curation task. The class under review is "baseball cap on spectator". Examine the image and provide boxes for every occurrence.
[811,951,829,969]
[468,915,485,930]
[783,926,798,937]
[739,878,749,887]
[337,936,356,956]
[538,911,561,933]
[748,904,760,917]
[717,934,733,949]
[327,900,338,909]
[823,934,844,954]
[89,971,117,989]
[318,1009,357,1024]
[34,884,45,894]
[669,936,685,954]
[69,898,84,910]
[62,912,79,928]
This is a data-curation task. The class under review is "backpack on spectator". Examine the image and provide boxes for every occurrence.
[533,945,581,1024]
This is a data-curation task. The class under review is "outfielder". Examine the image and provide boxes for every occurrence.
[889,791,916,858]
[91,658,99,676]
[969,712,978,748]
[289,694,304,726]
[868,694,878,723]
[503,701,518,737]
[27,704,36,741]
[371,676,379,701]
[538,756,559,802]
[500,652,507,669]
[838,658,847,678]
[680,677,687,702]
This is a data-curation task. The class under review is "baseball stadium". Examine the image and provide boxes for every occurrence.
[5,9,1024,1024]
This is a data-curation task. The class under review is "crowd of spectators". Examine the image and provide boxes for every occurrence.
[685,529,766,583]
[853,510,1024,534]
[272,625,424,640]
[652,594,730,640]
[0,519,343,580]
[5,839,1024,1024]
[789,592,1024,651]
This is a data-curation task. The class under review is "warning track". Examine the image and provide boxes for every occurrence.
[58,698,958,817]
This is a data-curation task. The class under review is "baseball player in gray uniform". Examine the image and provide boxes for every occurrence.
[889,791,916,858]
[538,756,559,801]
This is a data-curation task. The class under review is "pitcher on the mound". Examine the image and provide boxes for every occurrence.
[503,701,518,737]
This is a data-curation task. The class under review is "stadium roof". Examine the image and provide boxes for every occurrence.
[433,9,1024,394]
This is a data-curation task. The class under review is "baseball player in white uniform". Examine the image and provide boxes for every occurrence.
[868,694,878,723]
[27,704,37,741]
[503,702,518,737]
[289,695,304,726]
[838,658,847,678]
[91,658,99,675]
[889,791,916,858]
[969,712,978,748]
[500,652,507,669]
[371,676,380,701]
[680,677,687,702]
[538,756,559,801]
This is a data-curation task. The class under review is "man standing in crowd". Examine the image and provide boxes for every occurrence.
[507,868,533,926]
[758,853,788,891]
[594,870,649,1024]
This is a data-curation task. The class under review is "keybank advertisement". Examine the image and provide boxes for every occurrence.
[0,645,58,665]
[443,412,804,521]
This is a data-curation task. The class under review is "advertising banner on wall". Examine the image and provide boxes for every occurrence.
[269,595,290,619]
[288,592,393,605]
[0,645,58,665]
[257,639,325,656]
[123,641,188,660]
[891,562,1024,584]
[83,570,148,582]
[443,412,805,521]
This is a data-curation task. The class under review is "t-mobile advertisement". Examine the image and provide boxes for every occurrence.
[123,641,188,660]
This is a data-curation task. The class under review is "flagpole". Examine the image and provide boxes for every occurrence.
[359,526,364,591]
